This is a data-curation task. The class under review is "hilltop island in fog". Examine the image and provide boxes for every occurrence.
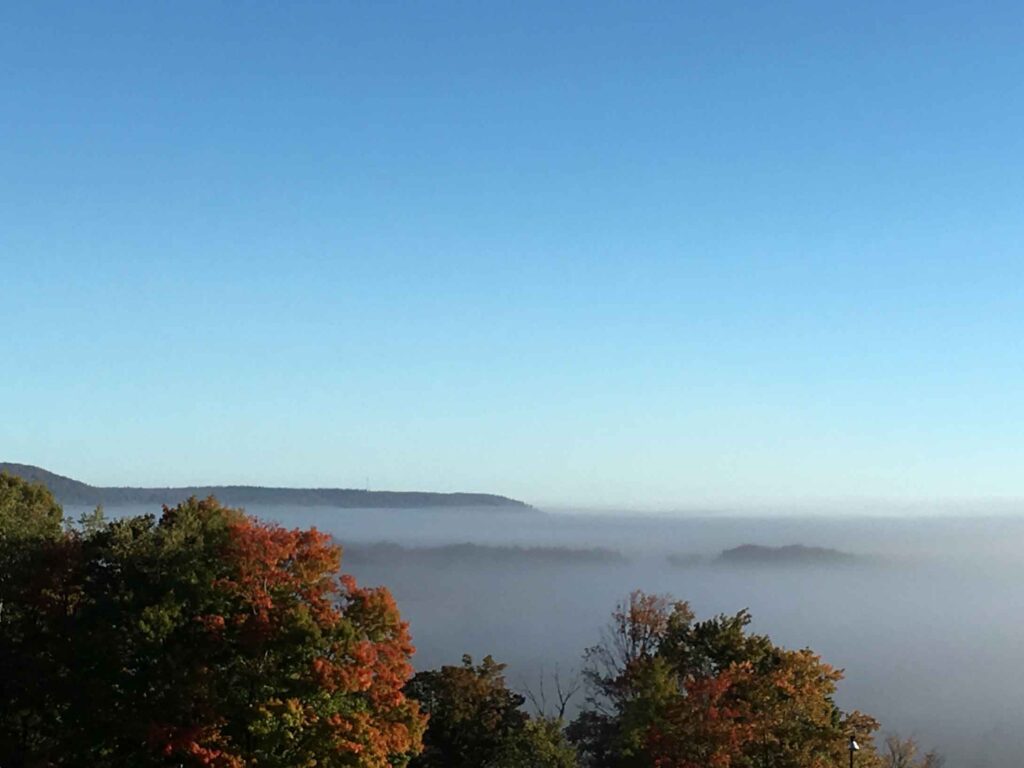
[667,544,860,568]
[0,463,533,510]
[716,543,858,565]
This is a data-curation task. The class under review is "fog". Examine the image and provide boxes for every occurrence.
[77,504,1024,767]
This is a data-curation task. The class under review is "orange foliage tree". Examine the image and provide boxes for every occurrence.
[0,496,425,767]
[569,591,881,768]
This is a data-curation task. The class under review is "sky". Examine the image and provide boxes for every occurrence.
[2,1,1024,509]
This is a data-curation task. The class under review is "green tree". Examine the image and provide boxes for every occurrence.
[406,655,578,768]
[0,472,63,542]
[494,717,579,768]
[75,503,106,535]
[406,655,527,768]
[0,473,68,766]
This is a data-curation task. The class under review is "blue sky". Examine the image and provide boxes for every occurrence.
[3,1,1023,508]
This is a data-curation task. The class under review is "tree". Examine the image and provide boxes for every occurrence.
[569,590,883,768]
[406,655,528,768]
[567,592,698,767]
[523,666,582,721]
[881,735,945,768]
[0,473,69,766]
[494,717,579,768]
[0,471,63,542]
[406,654,579,768]
[0,496,426,767]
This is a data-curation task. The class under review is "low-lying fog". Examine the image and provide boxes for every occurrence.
[78,505,1024,767]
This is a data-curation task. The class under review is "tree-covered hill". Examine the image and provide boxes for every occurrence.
[717,543,859,565]
[0,463,533,510]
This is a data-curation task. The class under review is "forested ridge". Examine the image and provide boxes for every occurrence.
[0,463,531,510]
[0,472,942,767]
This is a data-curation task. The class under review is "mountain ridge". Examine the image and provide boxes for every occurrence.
[0,463,533,510]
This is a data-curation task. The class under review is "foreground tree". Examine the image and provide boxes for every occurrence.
[0,471,63,542]
[0,496,425,767]
[0,474,68,766]
[406,654,578,768]
[569,591,883,768]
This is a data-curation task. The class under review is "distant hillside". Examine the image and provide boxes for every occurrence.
[716,544,858,565]
[0,463,533,510]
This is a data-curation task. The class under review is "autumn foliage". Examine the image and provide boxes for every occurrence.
[0,474,938,768]
[0,490,424,767]
[568,590,882,768]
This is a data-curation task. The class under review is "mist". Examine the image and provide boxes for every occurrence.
[74,504,1024,767]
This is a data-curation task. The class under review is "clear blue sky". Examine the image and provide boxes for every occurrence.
[3,1,1023,508]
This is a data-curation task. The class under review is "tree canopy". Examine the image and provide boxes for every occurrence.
[0,495,425,767]
[0,471,63,542]
[405,655,577,768]
[568,590,882,768]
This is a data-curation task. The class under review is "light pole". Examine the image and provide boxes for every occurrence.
[848,735,860,768]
